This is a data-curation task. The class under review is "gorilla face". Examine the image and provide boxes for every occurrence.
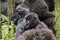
[25,14,38,24]
[11,4,30,25]
[24,13,39,29]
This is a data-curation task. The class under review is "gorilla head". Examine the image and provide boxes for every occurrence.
[22,13,48,30]
[24,13,40,29]
[11,4,30,25]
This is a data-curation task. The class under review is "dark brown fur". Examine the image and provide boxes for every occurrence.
[17,28,56,40]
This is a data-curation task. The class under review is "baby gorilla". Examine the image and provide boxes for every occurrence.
[16,13,48,39]
[17,29,55,40]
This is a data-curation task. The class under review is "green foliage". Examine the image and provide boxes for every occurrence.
[0,0,16,40]
[55,0,60,40]
[1,15,15,40]
[0,1,1,24]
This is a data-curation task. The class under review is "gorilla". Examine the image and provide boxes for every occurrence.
[16,0,56,35]
[17,29,55,40]
[11,2,30,25]
[16,13,48,39]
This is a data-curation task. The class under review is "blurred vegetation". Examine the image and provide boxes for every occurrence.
[55,0,60,40]
[0,0,2,39]
[0,0,60,40]
[0,0,15,40]
[1,15,15,40]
